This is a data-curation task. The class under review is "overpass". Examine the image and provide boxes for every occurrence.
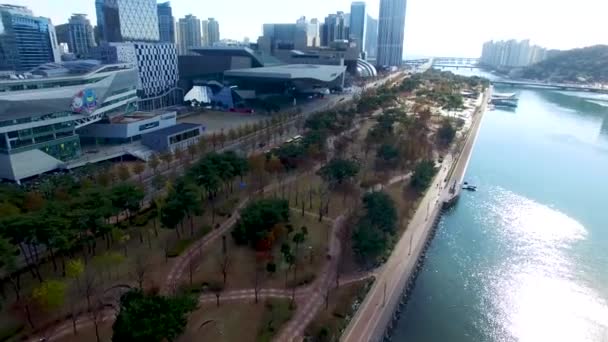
[492,80,608,93]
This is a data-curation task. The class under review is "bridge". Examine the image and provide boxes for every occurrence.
[404,57,481,69]
[491,80,608,93]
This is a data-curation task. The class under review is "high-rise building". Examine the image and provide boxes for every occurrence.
[176,15,202,55]
[480,39,547,68]
[377,0,407,67]
[202,18,220,46]
[55,24,70,45]
[97,0,160,42]
[322,12,348,47]
[0,4,60,71]
[350,2,367,53]
[99,42,179,110]
[296,16,320,48]
[157,2,175,43]
[95,0,104,43]
[67,14,96,58]
[365,15,378,59]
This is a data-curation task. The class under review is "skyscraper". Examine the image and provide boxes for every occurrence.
[377,0,407,67]
[296,16,320,48]
[67,14,96,58]
[365,15,378,59]
[95,0,104,43]
[97,0,160,42]
[0,4,60,71]
[323,12,348,47]
[350,2,367,53]
[177,15,202,55]
[202,18,220,46]
[157,2,175,43]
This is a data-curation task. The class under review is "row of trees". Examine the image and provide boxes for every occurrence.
[160,151,250,239]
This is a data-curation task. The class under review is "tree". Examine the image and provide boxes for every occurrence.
[0,237,21,299]
[376,144,400,169]
[352,220,387,262]
[161,191,185,239]
[148,154,160,175]
[173,147,185,163]
[112,290,197,342]
[231,199,289,247]
[31,280,66,312]
[133,162,146,183]
[437,119,456,146]
[318,158,360,187]
[66,259,84,334]
[117,164,131,182]
[160,152,174,170]
[363,192,397,234]
[410,160,438,192]
[111,183,145,221]
[133,255,149,290]
[174,179,202,236]
[187,144,198,160]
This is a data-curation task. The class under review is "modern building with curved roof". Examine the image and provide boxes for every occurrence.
[356,58,378,78]
[0,60,140,182]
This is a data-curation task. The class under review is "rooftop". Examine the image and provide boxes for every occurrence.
[0,60,134,82]
[142,123,203,139]
[224,64,347,83]
[191,46,282,67]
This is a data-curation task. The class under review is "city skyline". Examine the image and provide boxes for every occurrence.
[2,0,608,57]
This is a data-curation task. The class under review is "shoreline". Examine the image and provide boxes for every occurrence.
[341,88,490,342]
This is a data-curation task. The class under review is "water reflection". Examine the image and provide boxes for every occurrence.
[479,188,608,342]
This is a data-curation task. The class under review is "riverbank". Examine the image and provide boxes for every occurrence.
[341,88,490,342]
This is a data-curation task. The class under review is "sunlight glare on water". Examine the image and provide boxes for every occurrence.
[480,188,608,342]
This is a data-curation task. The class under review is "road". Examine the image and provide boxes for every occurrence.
[341,90,489,342]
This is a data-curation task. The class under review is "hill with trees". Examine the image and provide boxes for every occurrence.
[520,45,608,83]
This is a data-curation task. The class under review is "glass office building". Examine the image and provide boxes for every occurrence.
[350,2,367,53]
[377,0,407,67]
[157,2,175,43]
[98,0,160,42]
[0,5,60,71]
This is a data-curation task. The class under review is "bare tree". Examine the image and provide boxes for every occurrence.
[133,255,149,290]
[82,270,98,311]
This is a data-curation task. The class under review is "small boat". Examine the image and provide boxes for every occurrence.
[462,185,477,191]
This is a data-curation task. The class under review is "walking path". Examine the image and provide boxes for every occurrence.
[275,214,346,341]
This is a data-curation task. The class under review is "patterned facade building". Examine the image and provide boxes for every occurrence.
[97,0,160,42]
[100,42,178,99]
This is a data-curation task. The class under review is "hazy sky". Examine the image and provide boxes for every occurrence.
[5,0,608,57]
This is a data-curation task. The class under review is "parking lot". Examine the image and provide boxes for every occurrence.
[178,110,269,135]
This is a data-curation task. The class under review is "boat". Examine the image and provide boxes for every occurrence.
[491,92,519,108]
[462,185,478,191]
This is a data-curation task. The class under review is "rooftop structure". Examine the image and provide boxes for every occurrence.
[224,64,347,83]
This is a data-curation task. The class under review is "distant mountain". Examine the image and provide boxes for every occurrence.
[520,45,608,84]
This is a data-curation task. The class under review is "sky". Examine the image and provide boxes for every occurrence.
[5,0,608,57]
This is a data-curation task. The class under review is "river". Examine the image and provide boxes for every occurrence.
[391,69,608,341]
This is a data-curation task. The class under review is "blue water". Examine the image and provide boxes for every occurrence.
[392,85,608,341]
